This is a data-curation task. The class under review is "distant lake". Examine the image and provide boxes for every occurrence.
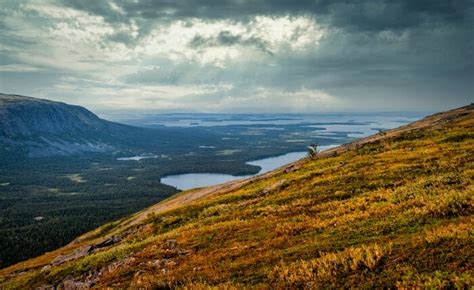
[117,155,158,161]
[161,145,337,190]
[160,173,252,191]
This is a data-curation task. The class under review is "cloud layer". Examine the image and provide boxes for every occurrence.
[0,0,472,112]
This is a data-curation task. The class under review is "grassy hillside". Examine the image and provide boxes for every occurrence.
[1,105,473,289]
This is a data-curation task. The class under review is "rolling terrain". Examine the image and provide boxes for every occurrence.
[1,105,472,288]
[1,94,352,268]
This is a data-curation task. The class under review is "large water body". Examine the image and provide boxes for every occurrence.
[102,113,421,132]
[108,113,424,190]
[160,145,337,190]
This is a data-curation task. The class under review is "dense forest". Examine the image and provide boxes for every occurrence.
[0,156,178,268]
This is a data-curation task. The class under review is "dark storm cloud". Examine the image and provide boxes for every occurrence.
[189,31,274,55]
[62,0,472,29]
[60,0,129,23]
[106,31,137,46]
[0,0,472,111]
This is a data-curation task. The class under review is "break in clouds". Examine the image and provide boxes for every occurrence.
[0,0,472,112]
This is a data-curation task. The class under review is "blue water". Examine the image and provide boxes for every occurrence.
[161,145,337,190]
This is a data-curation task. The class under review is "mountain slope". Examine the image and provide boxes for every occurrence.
[0,93,170,158]
[1,105,473,288]
[0,94,108,136]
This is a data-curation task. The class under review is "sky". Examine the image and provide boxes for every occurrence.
[0,0,472,113]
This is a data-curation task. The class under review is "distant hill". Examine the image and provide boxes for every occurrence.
[0,93,134,157]
[1,104,472,288]
[0,94,189,158]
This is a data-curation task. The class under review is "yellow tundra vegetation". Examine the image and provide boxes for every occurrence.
[0,105,473,289]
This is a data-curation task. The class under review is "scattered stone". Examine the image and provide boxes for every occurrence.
[165,239,177,250]
[40,265,51,275]
[103,256,136,275]
[51,246,94,266]
[147,259,164,268]
[284,165,296,173]
[95,236,121,249]
[34,216,45,221]
[57,279,91,290]
[48,235,123,267]
[262,179,287,194]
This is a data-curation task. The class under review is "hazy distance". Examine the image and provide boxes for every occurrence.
[0,0,472,112]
